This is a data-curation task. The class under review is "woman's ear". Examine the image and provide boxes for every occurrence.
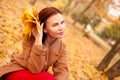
[43,29,47,33]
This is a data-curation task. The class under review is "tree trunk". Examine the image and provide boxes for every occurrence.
[73,0,96,25]
[29,0,37,5]
[105,59,120,80]
[97,38,120,71]
[62,0,73,13]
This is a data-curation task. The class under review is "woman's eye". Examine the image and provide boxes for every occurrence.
[53,23,58,27]
[61,21,64,24]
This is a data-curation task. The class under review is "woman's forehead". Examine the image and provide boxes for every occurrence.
[46,13,64,24]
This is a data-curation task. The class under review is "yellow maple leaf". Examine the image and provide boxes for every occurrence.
[22,7,42,39]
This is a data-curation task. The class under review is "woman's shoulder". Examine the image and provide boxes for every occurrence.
[55,38,66,50]
[55,38,65,45]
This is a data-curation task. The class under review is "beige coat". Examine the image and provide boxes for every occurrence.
[0,38,68,80]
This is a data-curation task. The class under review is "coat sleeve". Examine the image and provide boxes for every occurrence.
[21,42,47,73]
[53,43,68,80]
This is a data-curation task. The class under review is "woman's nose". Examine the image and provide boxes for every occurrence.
[58,25,64,31]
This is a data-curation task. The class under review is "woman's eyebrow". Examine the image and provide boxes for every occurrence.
[61,20,64,23]
[52,21,59,24]
[52,22,59,26]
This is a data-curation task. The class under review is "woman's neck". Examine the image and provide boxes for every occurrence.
[45,35,57,46]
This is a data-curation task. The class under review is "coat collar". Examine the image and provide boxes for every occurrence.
[44,36,57,47]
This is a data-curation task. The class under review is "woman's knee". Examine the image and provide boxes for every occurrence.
[5,70,55,80]
[35,72,55,80]
[5,70,32,80]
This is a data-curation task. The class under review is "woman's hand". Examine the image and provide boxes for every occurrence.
[32,23,43,45]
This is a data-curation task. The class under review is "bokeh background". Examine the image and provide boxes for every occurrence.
[0,0,120,80]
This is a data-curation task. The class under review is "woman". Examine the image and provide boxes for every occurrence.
[0,7,68,80]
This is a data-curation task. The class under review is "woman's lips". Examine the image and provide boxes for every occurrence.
[58,32,64,35]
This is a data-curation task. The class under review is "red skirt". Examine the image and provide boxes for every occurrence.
[5,70,55,80]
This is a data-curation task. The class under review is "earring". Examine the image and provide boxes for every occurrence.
[44,30,47,33]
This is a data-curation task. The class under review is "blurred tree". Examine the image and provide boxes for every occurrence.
[29,0,36,5]
[97,38,120,79]
[93,0,120,25]
[101,25,120,41]
[62,0,73,13]
[90,15,101,30]
[53,0,68,12]
[72,0,96,25]
[79,16,90,25]
[79,15,90,30]
[60,0,112,27]
[88,0,112,30]
[105,59,120,80]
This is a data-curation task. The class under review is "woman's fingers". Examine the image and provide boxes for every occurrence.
[32,23,43,36]
[32,23,44,45]
[36,22,43,34]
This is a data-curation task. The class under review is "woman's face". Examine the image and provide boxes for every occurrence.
[44,13,65,38]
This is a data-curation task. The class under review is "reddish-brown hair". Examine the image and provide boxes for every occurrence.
[38,7,62,43]
[23,7,62,45]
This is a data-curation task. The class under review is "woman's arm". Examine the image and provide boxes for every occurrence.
[22,41,47,73]
[24,24,46,73]
[10,24,44,73]
[53,43,68,80]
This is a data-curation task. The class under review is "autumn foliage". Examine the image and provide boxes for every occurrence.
[0,0,120,80]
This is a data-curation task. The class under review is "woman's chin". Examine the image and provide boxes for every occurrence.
[58,35,64,38]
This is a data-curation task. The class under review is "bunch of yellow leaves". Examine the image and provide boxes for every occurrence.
[22,7,41,38]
